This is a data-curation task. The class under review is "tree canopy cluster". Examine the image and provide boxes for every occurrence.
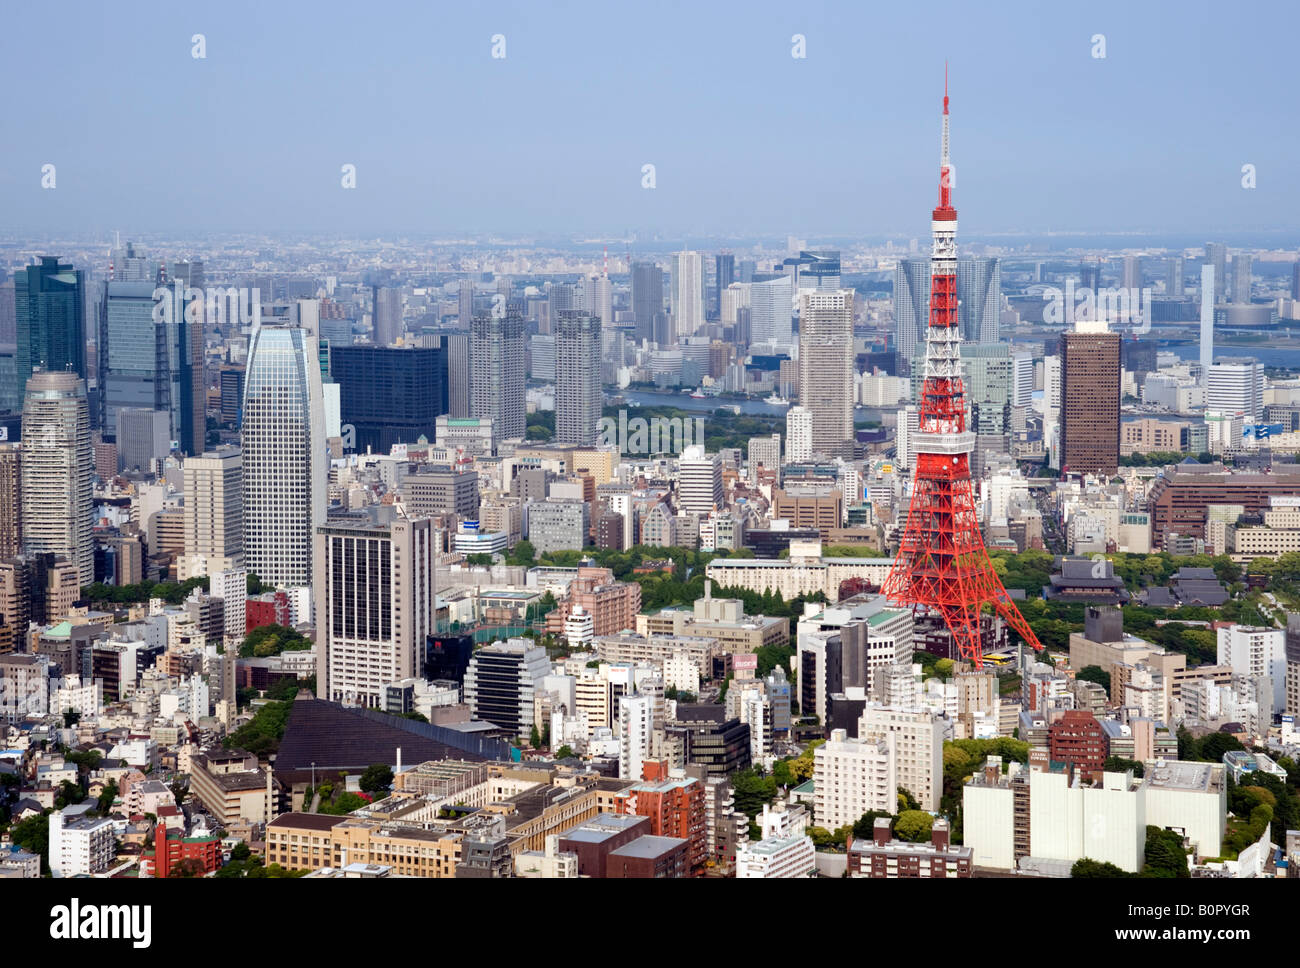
[238,624,313,658]
[81,576,209,607]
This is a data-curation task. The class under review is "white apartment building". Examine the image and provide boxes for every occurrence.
[813,729,896,831]
[859,704,945,812]
[735,833,816,878]
[786,406,812,462]
[618,694,654,781]
[1029,769,1146,872]
[1217,624,1286,712]
[48,810,115,878]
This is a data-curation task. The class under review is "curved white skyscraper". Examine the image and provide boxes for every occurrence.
[21,371,92,584]
[242,326,327,589]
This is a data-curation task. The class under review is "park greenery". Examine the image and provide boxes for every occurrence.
[224,700,293,756]
[238,623,313,658]
[81,577,208,607]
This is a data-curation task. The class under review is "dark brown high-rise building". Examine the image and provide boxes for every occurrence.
[0,445,19,559]
[1059,329,1120,475]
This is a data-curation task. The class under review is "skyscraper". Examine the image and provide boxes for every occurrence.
[0,444,20,560]
[1292,263,1300,301]
[314,513,436,708]
[677,445,722,516]
[471,310,525,442]
[1205,243,1228,303]
[98,280,204,454]
[585,272,612,327]
[786,406,812,462]
[15,257,86,390]
[1121,255,1142,293]
[372,285,402,346]
[1207,358,1263,424]
[749,276,793,347]
[331,345,448,452]
[241,327,327,589]
[671,251,705,340]
[1059,322,1120,475]
[555,310,602,446]
[797,290,855,459]
[183,446,244,572]
[1232,252,1252,304]
[895,257,1000,360]
[1166,256,1184,297]
[632,262,664,343]
[458,279,474,329]
[713,253,735,316]
[442,331,471,418]
[1200,265,1215,379]
[1011,352,1034,408]
[21,371,92,585]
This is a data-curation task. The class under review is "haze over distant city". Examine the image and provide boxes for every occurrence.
[2,0,1297,239]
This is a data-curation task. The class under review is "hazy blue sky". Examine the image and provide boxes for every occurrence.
[2,0,1296,239]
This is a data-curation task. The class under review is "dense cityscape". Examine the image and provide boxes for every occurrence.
[0,10,1296,927]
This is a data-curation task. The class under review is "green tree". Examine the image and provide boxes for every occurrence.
[1104,755,1145,777]
[1077,665,1111,693]
[730,767,778,819]
[893,810,934,843]
[852,810,895,840]
[1140,825,1189,878]
[358,764,394,795]
[897,787,921,812]
[1072,858,1133,878]
[555,745,575,760]
[8,812,51,872]
[529,725,542,750]
[97,780,119,813]
[63,708,80,728]
[238,624,312,659]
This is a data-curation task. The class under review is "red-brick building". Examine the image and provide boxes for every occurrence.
[847,818,972,878]
[246,590,291,633]
[140,824,222,878]
[612,761,707,873]
[1048,709,1108,780]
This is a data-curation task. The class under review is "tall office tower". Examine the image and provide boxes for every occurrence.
[883,81,1044,670]
[15,257,86,390]
[631,262,665,342]
[1205,242,1228,303]
[331,345,448,452]
[791,250,842,291]
[720,282,750,329]
[670,250,705,339]
[314,513,436,708]
[894,258,933,367]
[458,279,474,329]
[797,290,855,459]
[896,257,1000,361]
[555,310,602,446]
[1166,256,1184,297]
[183,446,244,570]
[956,257,1001,343]
[736,259,755,284]
[1011,352,1034,408]
[747,433,781,483]
[108,241,156,281]
[470,310,526,442]
[372,285,402,346]
[1207,358,1264,424]
[1059,322,1121,475]
[1200,265,1215,379]
[585,272,612,326]
[1079,261,1102,294]
[1121,255,1142,293]
[117,407,170,473]
[750,276,793,347]
[530,333,556,380]
[241,327,327,589]
[463,638,552,738]
[442,331,472,418]
[100,282,173,443]
[170,258,204,291]
[1232,252,1252,304]
[0,278,15,344]
[714,253,736,315]
[1043,354,1062,466]
[21,372,92,585]
[0,445,20,559]
[786,406,812,462]
[677,445,722,515]
[1293,263,1300,301]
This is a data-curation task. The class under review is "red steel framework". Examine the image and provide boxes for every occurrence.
[881,73,1043,669]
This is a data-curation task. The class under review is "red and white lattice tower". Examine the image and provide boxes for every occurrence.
[880,72,1043,669]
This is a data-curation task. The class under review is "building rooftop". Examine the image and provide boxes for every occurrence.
[608,835,687,859]
[1146,760,1219,793]
[268,813,346,832]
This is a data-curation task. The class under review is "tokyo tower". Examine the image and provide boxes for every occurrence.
[880,72,1043,669]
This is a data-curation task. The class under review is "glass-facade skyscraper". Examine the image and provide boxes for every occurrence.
[330,344,448,453]
[15,257,86,390]
[894,256,1001,366]
[241,326,327,589]
[555,310,602,446]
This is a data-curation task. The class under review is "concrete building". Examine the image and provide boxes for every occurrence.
[183,447,244,573]
[812,729,896,831]
[463,638,552,739]
[21,372,92,585]
[48,809,115,878]
[797,290,855,459]
[858,704,944,812]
